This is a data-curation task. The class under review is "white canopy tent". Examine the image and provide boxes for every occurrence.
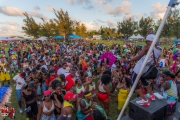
[136,34,144,39]
[37,36,47,41]
[0,37,15,41]
[13,36,23,41]
[129,34,137,39]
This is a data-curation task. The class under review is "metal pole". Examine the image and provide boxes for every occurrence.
[117,0,177,119]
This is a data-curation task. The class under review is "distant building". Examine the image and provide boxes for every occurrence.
[93,35,102,40]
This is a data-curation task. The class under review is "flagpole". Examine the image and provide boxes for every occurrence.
[117,0,178,119]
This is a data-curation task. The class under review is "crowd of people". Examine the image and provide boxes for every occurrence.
[0,33,179,120]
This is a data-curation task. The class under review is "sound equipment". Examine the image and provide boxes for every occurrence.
[128,97,167,120]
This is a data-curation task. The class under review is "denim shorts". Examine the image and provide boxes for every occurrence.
[41,113,56,120]
[16,89,21,101]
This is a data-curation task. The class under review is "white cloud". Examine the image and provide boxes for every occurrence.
[0,6,47,19]
[123,13,142,20]
[28,11,47,20]
[94,0,112,6]
[0,21,19,26]
[66,0,93,9]
[0,6,23,16]
[81,21,95,30]
[34,6,40,11]
[0,25,23,36]
[0,21,23,36]
[151,2,167,19]
[106,1,132,16]
[135,13,142,19]
[77,0,90,4]
[71,16,76,21]
[66,0,90,5]
[123,15,134,20]
[107,20,116,27]
[66,0,75,5]
[45,6,54,11]
[94,0,103,6]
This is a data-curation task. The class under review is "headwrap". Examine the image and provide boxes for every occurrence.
[44,90,52,95]
[84,92,92,97]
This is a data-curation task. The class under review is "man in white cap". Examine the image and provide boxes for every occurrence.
[122,33,162,106]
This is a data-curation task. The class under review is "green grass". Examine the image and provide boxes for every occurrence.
[88,39,171,49]
[1,40,171,120]
[9,83,26,120]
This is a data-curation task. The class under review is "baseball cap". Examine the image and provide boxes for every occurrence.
[64,91,76,100]
[146,34,155,42]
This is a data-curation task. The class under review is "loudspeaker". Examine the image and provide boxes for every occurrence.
[129,98,167,120]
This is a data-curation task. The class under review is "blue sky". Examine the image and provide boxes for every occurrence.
[0,0,171,36]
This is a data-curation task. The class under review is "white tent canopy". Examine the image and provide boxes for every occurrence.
[0,37,15,41]
[136,34,144,39]
[129,34,137,39]
[37,36,47,41]
[13,36,23,40]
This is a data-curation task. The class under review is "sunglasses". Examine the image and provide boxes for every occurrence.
[44,95,50,98]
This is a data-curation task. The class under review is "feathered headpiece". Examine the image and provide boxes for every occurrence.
[100,52,116,66]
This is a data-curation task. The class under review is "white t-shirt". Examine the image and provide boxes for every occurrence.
[57,68,66,75]
[133,46,162,74]
[13,75,26,90]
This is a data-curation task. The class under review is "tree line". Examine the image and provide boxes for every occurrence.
[22,8,180,40]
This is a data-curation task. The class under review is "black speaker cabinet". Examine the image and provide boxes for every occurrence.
[129,97,167,120]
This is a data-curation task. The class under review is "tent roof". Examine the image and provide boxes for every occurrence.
[53,36,63,39]
[13,36,23,40]
[67,34,82,39]
[0,37,15,41]
[129,34,137,39]
[37,36,47,40]
[136,34,144,39]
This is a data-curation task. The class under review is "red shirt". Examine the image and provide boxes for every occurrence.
[54,65,59,73]
[46,75,58,85]
[64,74,75,91]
